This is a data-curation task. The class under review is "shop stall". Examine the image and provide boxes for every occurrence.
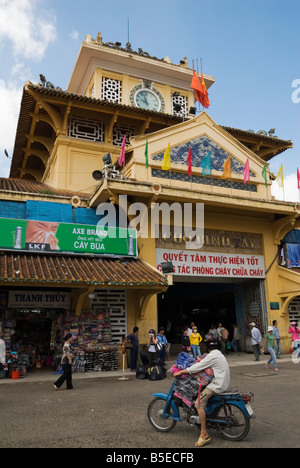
[0,290,119,377]
[51,311,119,374]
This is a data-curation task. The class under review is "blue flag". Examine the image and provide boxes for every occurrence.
[200,151,212,176]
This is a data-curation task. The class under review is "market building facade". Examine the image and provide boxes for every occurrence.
[1,33,300,375]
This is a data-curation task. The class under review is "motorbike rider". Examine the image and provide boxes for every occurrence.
[173,339,230,447]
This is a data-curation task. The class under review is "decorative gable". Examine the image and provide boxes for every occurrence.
[152,136,255,177]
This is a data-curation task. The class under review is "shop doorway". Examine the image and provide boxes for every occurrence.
[158,282,238,342]
[15,312,52,355]
[1,309,64,371]
[158,279,267,352]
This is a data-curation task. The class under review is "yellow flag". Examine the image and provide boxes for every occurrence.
[162,143,171,171]
[276,164,284,187]
[221,154,231,179]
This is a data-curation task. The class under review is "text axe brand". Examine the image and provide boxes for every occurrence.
[0,218,137,257]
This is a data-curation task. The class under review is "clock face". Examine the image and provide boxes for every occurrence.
[135,89,161,111]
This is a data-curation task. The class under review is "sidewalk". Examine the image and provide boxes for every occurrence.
[0,352,291,385]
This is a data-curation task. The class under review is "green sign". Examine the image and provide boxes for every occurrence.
[0,218,137,257]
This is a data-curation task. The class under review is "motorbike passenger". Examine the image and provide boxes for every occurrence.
[173,340,230,447]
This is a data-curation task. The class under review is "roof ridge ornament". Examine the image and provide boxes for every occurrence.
[39,74,62,91]
[92,32,188,68]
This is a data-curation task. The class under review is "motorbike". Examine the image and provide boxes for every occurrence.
[148,378,255,442]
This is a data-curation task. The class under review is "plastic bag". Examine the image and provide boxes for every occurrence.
[147,365,166,381]
[136,366,148,379]
[174,374,201,405]
[176,352,195,370]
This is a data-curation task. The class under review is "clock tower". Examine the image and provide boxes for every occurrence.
[10,32,215,193]
[67,33,215,118]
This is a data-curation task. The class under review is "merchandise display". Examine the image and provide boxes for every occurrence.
[51,311,119,373]
[0,307,120,377]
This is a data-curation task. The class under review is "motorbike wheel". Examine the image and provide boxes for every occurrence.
[215,404,250,441]
[147,398,177,432]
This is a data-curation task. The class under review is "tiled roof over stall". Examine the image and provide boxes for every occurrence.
[0,252,168,287]
[0,178,90,199]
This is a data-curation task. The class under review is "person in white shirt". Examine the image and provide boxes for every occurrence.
[250,322,262,361]
[0,331,6,366]
[173,340,230,447]
[187,322,195,338]
[208,324,218,340]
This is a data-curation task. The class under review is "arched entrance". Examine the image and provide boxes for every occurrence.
[288,296,300,325]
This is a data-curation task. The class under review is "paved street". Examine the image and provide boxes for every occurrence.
[1,354,300,449]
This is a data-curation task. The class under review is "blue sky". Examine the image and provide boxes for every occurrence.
[0,0,299,200]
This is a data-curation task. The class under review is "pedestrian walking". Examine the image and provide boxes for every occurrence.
[0,331,6,366]
[250,322,262,361]
[190,325,202,358]
[288,322,300,352]
[147,329,158,367]
[53,333,74,390]
[157,327,168,364]
[126,326,139,372]
[262,326,279,372]
[273,320,281,359]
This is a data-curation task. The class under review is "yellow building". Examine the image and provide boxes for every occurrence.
[5,33,300,354]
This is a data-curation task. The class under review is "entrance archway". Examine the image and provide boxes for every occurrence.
[288,296,300,325]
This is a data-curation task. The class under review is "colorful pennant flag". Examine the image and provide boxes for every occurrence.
[187,146,192,176]
[200,151,212,176]
[262,163,268,187]
[275,164,284,188]
[145,140,149,169]
[297,168,300,189]
[118,136,126,167]
[162,143,171,171]
[221,154,231,179]
[243,158,250,184]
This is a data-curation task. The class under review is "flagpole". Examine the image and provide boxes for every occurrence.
[200,58,204,113]
[196,59,200,114]
[209,144,213,194]
[199,58,202,115]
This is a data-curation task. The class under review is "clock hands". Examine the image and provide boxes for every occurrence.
[140,93,149,107]
[135,90,159,110]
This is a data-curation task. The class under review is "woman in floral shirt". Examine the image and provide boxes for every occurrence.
[53,333,74,390]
